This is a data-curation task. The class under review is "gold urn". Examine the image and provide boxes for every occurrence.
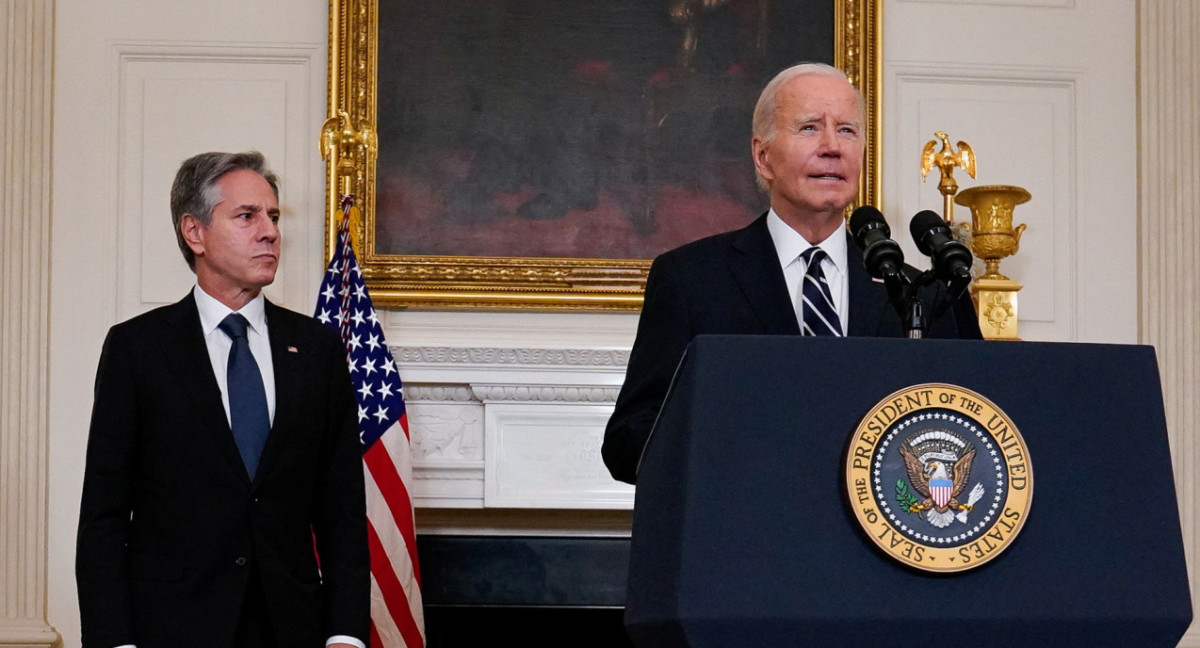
[954,185,1031,339]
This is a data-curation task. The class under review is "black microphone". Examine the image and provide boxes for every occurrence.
[909,210,973,286]
[849,206,904,280]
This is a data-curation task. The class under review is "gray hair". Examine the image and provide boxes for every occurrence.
[170,151,280,271]
[751,63,865,190]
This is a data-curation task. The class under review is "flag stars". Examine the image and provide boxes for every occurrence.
[317,309,332,325]
[358,382,374,400]
[367,309,380,327]
[382,358,396,377]
[357,405,368,423]
[348,333,362,352]
[362,357,377,377]
[354,284,367,302]
[372,405,389,424]
[351,310,365,327]
[321,285,337,303]
[377,382,395,400]
[366,334,381,352]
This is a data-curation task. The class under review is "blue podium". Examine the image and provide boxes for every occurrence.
[625,336,1192,647]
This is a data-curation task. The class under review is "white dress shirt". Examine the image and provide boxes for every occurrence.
[766,209,849,334]
[193,284,276,426]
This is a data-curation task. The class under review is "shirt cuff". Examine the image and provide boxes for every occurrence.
[327,636,366,648]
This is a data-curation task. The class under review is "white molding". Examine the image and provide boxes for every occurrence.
[896,0,1072,7]
[1139,3,1200,643]
[394,345,629,369]
[405,385,477,402]
[471,384,620,404]
[0,0,59,644]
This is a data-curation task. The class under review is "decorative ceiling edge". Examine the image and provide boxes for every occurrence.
[392,345,630,368]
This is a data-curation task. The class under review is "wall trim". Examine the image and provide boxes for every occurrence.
[0,0,59,645]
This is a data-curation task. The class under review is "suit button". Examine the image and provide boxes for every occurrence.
[235,556,247,567]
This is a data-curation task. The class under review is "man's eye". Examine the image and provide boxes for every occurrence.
[270,215,280,224]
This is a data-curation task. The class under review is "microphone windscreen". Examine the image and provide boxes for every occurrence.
[849,205,888,240]
[909,210,948,248]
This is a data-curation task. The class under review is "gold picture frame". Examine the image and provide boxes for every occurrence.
[324,0,881,310]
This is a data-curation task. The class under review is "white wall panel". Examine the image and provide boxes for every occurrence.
[116,46,322,317]
[484,402,633,509]
[887,66,1077,340]
[883,0,1136,343]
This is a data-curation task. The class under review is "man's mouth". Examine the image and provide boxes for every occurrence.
[809,173,846,181]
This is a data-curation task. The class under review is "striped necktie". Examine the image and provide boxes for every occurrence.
[218,313,271,479]
[800,247,843,336]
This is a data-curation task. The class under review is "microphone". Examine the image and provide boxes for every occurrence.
[850,206,923,336]
[909,210,973,286]
[848,206,904,280]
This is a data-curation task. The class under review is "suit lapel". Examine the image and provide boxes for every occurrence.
[255,301,301,485]
[846,238,892,336]
[727,215,802,335]
[157,294,253,485]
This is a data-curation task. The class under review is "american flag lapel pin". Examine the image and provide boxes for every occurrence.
[287,346,299,353]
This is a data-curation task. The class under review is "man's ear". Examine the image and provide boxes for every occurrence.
[180,214,205,257]
[751,136,773,185]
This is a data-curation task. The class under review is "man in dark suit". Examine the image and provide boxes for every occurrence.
[76,152,369,648]
[602,64,982,484]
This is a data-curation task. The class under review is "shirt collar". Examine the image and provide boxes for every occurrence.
[765,208,848,277]
[193,285,268,337]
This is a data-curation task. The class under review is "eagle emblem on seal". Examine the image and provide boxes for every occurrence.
[897,429,986,529]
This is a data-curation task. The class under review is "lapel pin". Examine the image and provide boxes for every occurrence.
[287,346,299,353]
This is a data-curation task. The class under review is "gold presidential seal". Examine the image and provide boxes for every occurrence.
[845,384,1032,573]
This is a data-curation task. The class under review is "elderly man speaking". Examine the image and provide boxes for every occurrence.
[602,63,982,485]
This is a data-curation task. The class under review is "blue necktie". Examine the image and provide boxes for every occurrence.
[218,313,270,479]
[800,247,843,336]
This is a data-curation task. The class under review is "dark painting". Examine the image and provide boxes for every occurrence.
[375,0,834,259]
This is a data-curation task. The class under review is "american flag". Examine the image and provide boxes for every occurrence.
[315,197,425,648]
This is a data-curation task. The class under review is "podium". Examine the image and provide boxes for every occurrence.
[625,336,1192,648]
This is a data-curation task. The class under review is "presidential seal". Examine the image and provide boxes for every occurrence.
[845,384,1032,573]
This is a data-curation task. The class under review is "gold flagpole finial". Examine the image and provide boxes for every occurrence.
[920,131,976,224]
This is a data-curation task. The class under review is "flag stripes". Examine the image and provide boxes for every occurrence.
[315,197,424,648]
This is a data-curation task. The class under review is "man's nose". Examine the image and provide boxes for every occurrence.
[817,128,840,155]
[258,217,279,240]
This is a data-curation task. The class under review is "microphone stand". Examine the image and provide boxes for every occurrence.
[883,272,926,339]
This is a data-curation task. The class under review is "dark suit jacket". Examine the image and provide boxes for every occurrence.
[602,214,983,484]
[76,293,369,647]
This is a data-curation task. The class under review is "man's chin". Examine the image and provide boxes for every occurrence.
[251,271,278,290]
